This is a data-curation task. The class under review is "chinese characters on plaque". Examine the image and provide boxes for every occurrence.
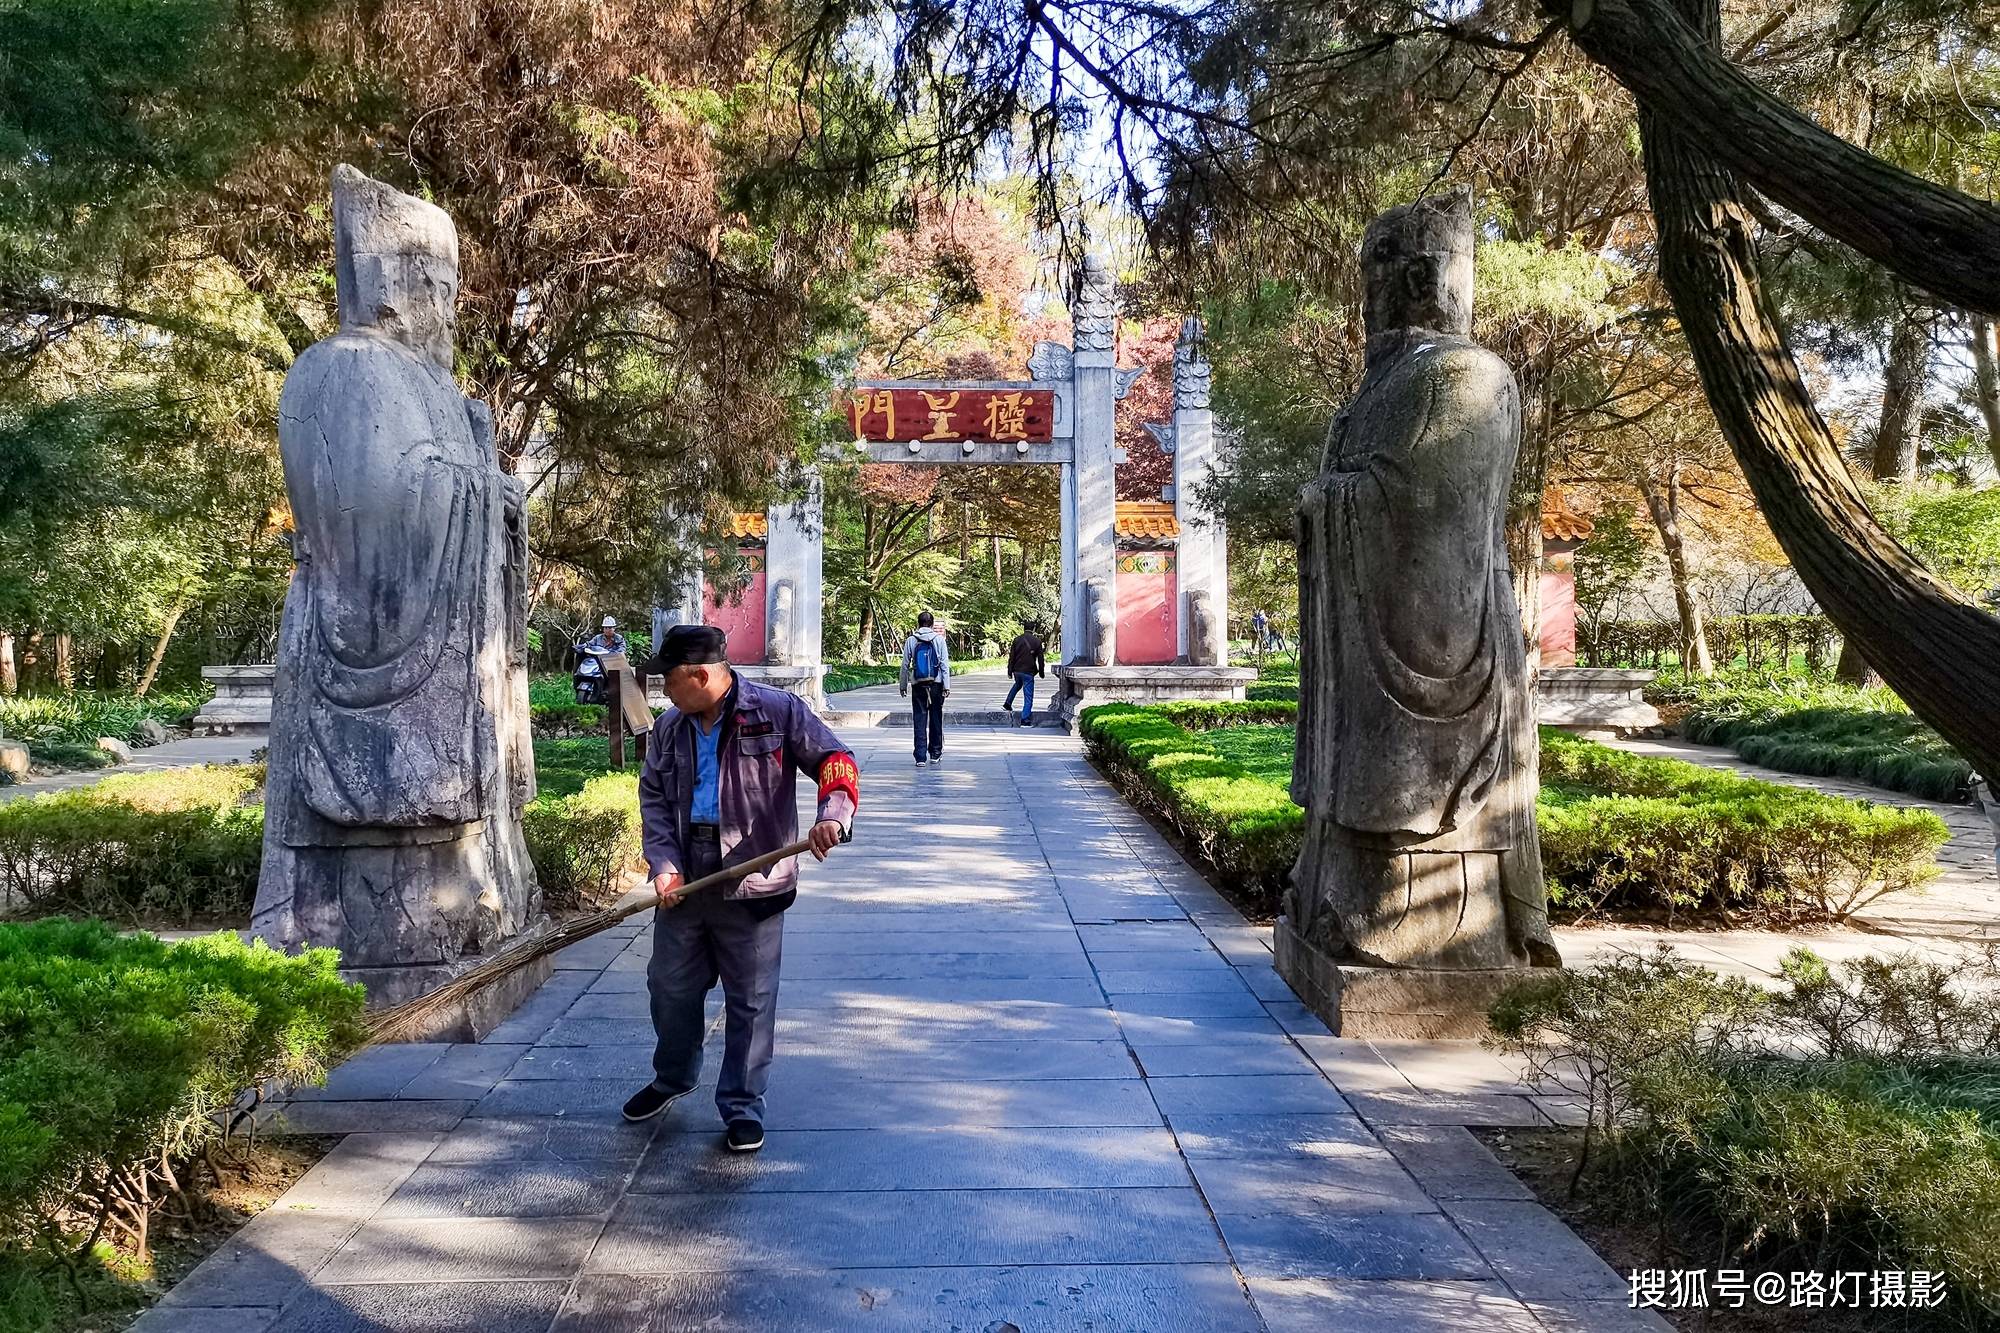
[843,388,1055,444]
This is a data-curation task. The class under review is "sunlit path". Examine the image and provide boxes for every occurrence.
[138,724,1666,1332]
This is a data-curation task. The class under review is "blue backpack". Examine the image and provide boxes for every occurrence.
[913,639,939,681]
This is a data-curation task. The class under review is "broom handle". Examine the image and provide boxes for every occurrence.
[619,835,819,916]
[365,835,818,1043]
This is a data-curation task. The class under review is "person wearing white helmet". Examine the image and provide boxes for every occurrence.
[583,615,628,659]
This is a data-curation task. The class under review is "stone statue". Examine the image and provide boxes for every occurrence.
[1082,578,1115,667]
[767,578,797,665]
[1285,190,1558,1000]
[1185,589,1221,667]
[253,165,541,1022]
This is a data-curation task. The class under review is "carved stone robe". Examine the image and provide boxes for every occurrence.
[1290,330,1557,970]
[254,330,537,977]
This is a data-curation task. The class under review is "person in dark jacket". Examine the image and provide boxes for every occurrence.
[1003,621,1046,726]
[625,625,859,1153]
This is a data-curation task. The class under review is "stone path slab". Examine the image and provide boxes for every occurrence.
[141,724,1665,1332]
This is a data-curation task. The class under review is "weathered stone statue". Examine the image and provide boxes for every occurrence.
[1277,191,1558,1037]
[253,165,542,1033]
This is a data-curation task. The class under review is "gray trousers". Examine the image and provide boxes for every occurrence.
[648,827,784,1124]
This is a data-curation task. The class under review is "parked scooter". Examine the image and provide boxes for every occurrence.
[572,648,607,704]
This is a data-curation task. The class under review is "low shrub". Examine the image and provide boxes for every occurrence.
[525,770,643,912]
[1493,945,2000,1327]
[1540,731,1949,924]
[1151,699,1299,730]
[1080,704,1302,910]
[1650,676,1972,803]
[0,766,265,926]
[531,701,606,738]
[1245,682,1299,703]
[1082,704,1948,927]
[0,919,365,1273]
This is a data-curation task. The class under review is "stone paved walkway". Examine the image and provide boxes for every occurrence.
[138,723,1665,1333]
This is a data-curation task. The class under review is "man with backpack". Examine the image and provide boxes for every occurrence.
[898,611,951,766]
[1003,620,1046,726]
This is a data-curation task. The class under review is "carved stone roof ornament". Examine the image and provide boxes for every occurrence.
[1072,252,1117,352]
[1143,420,1177,455]
[1173,316,1212,411]
[1026,340,1073,382]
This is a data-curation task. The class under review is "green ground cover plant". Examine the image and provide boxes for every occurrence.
[0,767,265,926]
[1492,945,2000,1329]
[1081,704,1948,925]
[0,920,364,1329]
[1650,675,1973,803]
[0,687,211,775]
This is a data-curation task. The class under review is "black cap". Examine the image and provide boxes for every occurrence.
[643,624,728,675]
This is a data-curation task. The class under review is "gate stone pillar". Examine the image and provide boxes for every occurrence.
[1066,253,1121,665]
[1170,319,1226,665]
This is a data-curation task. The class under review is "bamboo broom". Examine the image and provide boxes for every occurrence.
[365,836,817,1045]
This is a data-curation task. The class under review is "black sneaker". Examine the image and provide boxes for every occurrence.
[622,1083,694,1122]
[914,756,927,766]
[725,1119,765,1153]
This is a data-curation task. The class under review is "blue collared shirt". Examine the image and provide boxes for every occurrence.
[691,712,723,824]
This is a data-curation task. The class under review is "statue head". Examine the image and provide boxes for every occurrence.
[332,164,460,371]
[1360,188,1475,356]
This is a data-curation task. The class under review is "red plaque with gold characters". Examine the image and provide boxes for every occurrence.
[842,388,1055,443]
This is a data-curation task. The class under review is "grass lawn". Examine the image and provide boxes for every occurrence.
[1203,724,1295,787]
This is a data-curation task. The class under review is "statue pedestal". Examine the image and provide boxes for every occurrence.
[1053,664,1257,729]
[347,917,554,1044]
[1537,667,1661,732]
[193,664,276,735]
[1274,916,1540,1040]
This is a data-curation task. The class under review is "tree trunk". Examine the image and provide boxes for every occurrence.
[1637,0,2000,780]
[1555,0,2000,317]
[53,634,74,690]
[1971,318,2000,477]
[1832,638,1874,686]
[991,534,1003,590]
[856,599,877,665]
[134,601,189,699]
[1871,307,1929,483]
[0,633,14,696]
[1638,472,1714,677]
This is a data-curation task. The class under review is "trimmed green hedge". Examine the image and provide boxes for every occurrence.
[526,770,642,912]
[0,919,365,1271]
[0,744,650,926]
[1539,731,1949,924]
[1081,704,1949,926]
[0,767,265,925]
[1080,704,1302,901]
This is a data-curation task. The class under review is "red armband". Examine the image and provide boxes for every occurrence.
[817,753,859,810]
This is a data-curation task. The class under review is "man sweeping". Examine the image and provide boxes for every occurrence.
[625,625,860,1152]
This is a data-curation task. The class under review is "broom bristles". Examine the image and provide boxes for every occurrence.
[364,836,817,1046]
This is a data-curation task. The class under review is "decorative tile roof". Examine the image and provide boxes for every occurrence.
[1114,501,1180,540]
[724,512,769,540]
[1541,490,1595,543]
